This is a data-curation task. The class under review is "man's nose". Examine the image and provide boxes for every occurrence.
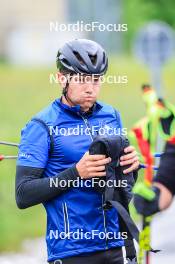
[85,83,94,94]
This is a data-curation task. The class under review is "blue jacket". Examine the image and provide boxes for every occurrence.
[17,98,124,262]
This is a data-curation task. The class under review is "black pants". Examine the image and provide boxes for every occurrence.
[49,247,124,264]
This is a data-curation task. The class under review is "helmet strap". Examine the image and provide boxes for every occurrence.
[62,76,76,107]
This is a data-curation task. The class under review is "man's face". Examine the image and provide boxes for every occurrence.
[58,73,102,111]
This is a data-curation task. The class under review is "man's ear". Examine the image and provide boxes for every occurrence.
[57,72,67,88]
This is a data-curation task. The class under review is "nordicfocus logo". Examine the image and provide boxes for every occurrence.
[49,229,128,241]
[49,73,128,85]
[49,124,127,137]
[50,178,128,189]
[49,21,128,32]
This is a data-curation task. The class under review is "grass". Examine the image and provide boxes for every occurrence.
[0,57,175,251]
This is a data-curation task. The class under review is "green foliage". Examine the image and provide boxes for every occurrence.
[123,0,175,50]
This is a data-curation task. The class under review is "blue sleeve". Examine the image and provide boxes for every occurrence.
[116,111,123,129]
[17,120,49,168]
[113,108,123,131]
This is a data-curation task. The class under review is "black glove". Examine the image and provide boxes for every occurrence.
[133,187,161,216]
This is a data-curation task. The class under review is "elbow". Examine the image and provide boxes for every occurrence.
[16,196,28,209]
[16,202,26,210]
[15,190,30,209]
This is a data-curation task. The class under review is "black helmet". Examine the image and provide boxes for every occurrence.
[56,39,108,75]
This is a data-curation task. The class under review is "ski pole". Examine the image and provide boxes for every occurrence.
[0,141,19,147]
[0,155,18,161]
[140,164,159,171]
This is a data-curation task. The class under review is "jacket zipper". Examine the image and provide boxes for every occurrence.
[62,202,70,237]
[79,115,94,142]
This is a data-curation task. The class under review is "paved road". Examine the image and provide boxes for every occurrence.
[0,238,47,264]
[0,201,175,264]
[150,199,175,263]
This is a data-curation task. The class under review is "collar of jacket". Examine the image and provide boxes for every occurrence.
[55,97,103,117]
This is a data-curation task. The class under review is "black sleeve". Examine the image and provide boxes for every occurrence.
[15,165,80,209]
[154,142,175,196]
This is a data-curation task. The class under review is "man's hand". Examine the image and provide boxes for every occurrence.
[133,186,161,217]
[76,152,111,179]
[120,145,140,174]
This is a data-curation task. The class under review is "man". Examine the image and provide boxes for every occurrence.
[15,39,139,264]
